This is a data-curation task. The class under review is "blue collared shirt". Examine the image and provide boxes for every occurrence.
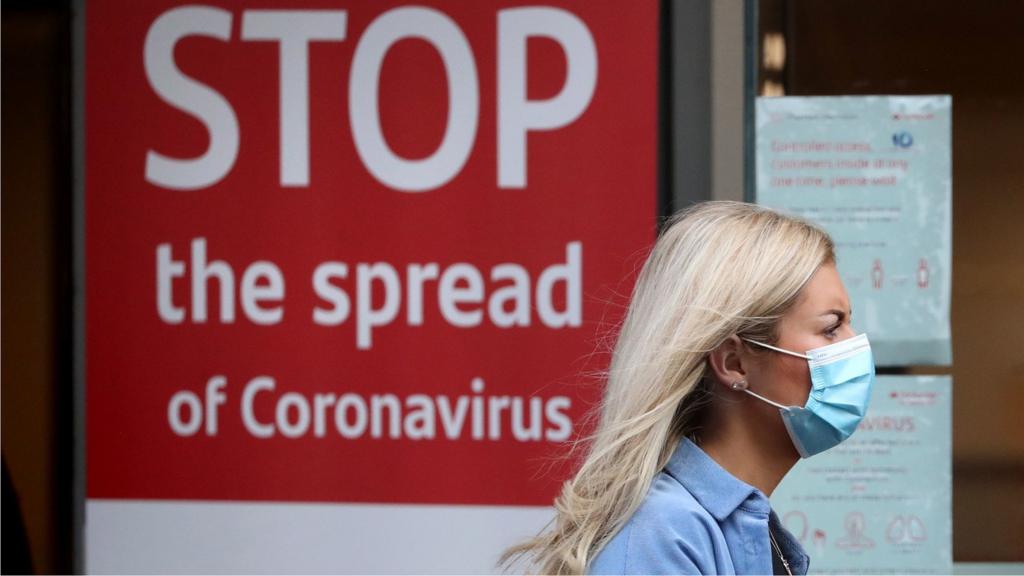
[589,437,809,575]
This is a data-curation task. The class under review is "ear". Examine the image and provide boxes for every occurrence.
[707,334,749,392]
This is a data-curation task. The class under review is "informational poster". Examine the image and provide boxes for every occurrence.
[80,1,658,572]
[771,376,952,574]
[756,96,952,366]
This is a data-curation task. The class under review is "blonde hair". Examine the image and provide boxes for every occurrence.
[499,201,835,574]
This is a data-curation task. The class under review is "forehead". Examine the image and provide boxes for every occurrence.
[794,263,850,314]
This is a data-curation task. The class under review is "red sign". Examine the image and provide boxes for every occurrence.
[86,0,658,505]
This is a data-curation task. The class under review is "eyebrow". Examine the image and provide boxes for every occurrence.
[821,308,852,321]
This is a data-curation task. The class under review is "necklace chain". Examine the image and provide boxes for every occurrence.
[769,527,793,576]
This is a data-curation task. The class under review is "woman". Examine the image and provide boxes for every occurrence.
[499,201,874,574]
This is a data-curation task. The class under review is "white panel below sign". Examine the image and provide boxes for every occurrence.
[86,500,554,574]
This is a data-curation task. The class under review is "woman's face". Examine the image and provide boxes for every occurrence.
[753,261,857,408]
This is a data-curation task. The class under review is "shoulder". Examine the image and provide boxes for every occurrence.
[630,470,721,540]
[588,471,724,575]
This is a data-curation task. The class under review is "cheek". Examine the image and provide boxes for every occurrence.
[774,357,811,404]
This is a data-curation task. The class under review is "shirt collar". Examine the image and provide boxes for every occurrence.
[664,437,771,521]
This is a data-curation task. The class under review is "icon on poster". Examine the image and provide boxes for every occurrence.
[836,511,875,551]
[813,529,827,556]
[892,131,914,149]
[886,515,928,545]
[783,510,808,543]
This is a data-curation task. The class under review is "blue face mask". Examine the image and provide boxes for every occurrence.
[737,333,875,458]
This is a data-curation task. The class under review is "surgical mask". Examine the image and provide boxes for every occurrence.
[736,333,875,458]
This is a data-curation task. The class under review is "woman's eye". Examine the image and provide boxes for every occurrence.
[825,325,840,338]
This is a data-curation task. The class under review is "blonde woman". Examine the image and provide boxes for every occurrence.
[500,201,875,574]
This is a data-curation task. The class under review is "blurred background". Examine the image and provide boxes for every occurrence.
[3,0,1022,573]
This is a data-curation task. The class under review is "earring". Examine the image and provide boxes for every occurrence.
[730,379,748,391]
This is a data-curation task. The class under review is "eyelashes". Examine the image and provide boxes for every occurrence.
[824,314,852,338]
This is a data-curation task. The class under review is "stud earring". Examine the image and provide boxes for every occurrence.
[730,379,748,391]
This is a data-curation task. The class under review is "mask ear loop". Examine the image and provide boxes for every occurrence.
[730,379,790,408]
[742,388,791,410]
[740,337,812,360]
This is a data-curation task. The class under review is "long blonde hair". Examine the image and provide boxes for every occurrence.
[499,201,835,574]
